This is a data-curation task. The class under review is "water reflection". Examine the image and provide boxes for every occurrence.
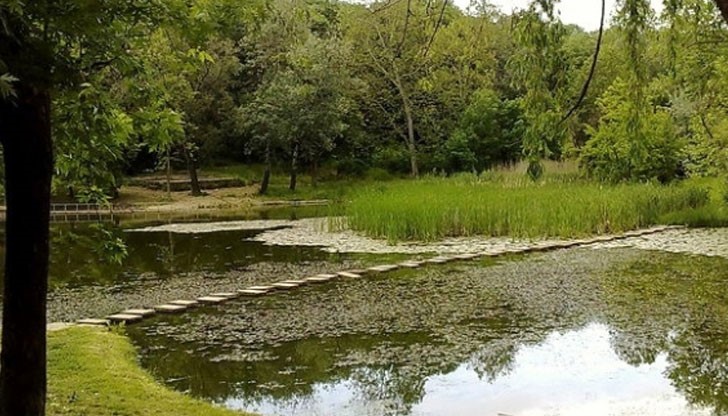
[129,249,728,416]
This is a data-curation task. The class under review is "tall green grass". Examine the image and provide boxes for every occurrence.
[344,176,710,241]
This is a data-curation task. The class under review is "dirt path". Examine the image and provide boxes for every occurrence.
[115,185,260,211]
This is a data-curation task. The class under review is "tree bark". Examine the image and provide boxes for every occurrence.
[0,85,53,416]
[402,101,419,177]
[392,70,419,177]
[165,147,171,200]
[183,144,202,196]
[311,158,319,188]
[259,140,271,195]
[714,0,728,24]
[289,143,299,192]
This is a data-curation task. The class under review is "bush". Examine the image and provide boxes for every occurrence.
[335,158,369,178]
[581,78,683,183]
[439,89,524,173]
[372,146,411,174]
[364,167,394,181]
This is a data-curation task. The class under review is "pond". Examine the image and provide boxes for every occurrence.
[125,244,728,416]
[0,206,355,322]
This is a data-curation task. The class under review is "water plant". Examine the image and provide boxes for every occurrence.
[343,176,710,241]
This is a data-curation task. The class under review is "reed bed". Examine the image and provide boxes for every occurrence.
[344,176,709,241]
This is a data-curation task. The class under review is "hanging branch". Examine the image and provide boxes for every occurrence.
[372,0,405,14]
[396,0,413,57]
[422,0,448,58]
[560,0,606,123]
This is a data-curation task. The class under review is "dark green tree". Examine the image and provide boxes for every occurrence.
[0,1,170,414]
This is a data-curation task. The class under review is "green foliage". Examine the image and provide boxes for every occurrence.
[439,89,524,173]
[7,0,728,199]
[437,131,478,173]
[511,0,570,179]
[53,82,135,200]
[581,78,683,182]
[345,176,710,241]
[242,2,360,184]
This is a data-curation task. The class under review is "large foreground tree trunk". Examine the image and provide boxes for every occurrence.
[0,85,53,416]
[183,144,202,196]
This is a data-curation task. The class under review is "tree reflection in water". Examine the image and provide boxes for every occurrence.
[128,248,728,415]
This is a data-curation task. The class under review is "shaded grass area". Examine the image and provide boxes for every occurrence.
[345,175,714,241]
[658,177,728,228]
[204,163,395,202]
[48,326,250,416]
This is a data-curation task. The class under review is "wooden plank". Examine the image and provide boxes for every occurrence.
[121,308,156,318]
[337,271,362,279]
[209,292,240,299]
[197,296,228,304]
[304,276,334,283]
[280,279,308,286]
[107,314,144,324]
[367,264,399,273]
[271,282,299,290]
[154,304,187,313]
[238,289,267,296]
[76,318,109,326]
[316,274,338,279]
[454,253,479,260]
[247,285,275,292]
[169,300,199,307]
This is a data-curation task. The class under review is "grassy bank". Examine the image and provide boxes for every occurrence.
[345,175,714,241]
[48,326,249,416]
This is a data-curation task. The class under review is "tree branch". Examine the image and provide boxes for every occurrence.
[422,0,449,58]
[560,0,605,123]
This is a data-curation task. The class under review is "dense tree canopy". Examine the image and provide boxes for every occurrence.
[2,0,728,414]
[2,0,727,198]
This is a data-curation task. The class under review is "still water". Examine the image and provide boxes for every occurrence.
[127,246,728,416]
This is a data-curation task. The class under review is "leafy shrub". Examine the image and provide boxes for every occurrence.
[580,78,683,183]
[438,89,524,174]
[364,167,393,181]
[335,158,369,177]
[372,146,411,174]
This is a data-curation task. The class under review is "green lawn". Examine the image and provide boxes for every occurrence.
[48,326,251,416]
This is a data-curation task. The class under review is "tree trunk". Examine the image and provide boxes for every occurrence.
[183,144,202,196]
[259,140,271,195]
[392,70,419,177]
[289,143,299,192]
[714,0,728,24]
[0,85,53,416]
[311,158,319,188]
[403,102,419,177]
[165,147,171,200]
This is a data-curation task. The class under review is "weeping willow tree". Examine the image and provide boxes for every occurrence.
[511,1,569,179]
[515,0,728,180]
